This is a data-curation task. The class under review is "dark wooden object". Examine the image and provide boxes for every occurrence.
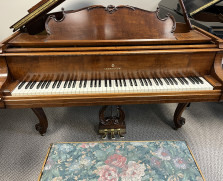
[0,4,223,135]
[99,106,126,139]
[174,103,189,129]
[178,0,193,30]
[31,108,48,135]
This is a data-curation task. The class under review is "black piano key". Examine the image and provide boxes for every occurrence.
[177,77,184,85]
[105,79,108,87]
[163,78,170,85]
[72,80,76,88]
[64,80,69,88]
[68,80,72,88]
[142,79,148,86]
[115,79,119,87]
[18,81,26,89]
[129,79,133,86]
[57,80,62,88]
[133,79,137,86]
[190,77,199,84]
[171,77,178,85]
[146,78,152,86]
[52,80,58,89]
[139,79,144,86]
[157,78,163,85]
[25,81,32,89]
[37,81,43,89]
[123,78,127,87]
[41,81,47,89]
[153,78,159,86]
[181,77,189,85]
[119,79,122,87]
[194,76,204,84]
[30,81,37,89]
[45,81,51,89]
[94,79,97,87]
[99,79,101,87]
[90,79,93,87]
[187,77,195,84]
[109,79,112,87]
[167,78,174,85]
[84,80,87,88]
[79,80,83,88]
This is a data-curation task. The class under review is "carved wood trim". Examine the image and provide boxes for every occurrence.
[156,7,176,33]
[31,108,48,135]
[99,105,125,126]
[105,5,118,14]
[45,8,66,35]
[173,103,189,129]
[45,5,176,40]
[88,5,135,14]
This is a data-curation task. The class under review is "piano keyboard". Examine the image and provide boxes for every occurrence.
[11,76,213,96]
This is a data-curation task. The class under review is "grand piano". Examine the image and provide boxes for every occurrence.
[159,0,223,38]
[0,0,223,138]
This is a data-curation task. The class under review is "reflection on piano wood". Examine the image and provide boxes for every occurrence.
[1,0,223,138]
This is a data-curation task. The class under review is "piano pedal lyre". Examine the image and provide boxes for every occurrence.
[99,106,126,140]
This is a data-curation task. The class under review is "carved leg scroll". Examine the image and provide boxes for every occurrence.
[174,103,189,130]
[31,108,48,136]
[99,105,126,139]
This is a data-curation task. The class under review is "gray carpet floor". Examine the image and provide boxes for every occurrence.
[0,102,223,181]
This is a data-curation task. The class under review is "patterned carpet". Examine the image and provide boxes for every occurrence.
[0,102,223,180]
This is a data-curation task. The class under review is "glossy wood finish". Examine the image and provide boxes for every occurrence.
[178,0,193,30]
[3,51,217,82]
[4,90,221,109]
[0,57,8,108]
[4,44,218,53]
[0,32,20,53]
[0,4,223,134]
[45,6,176,40]
[194,26,223,48]
[174,103,189,129]
[31,108,48,135]
[7,30,212,47]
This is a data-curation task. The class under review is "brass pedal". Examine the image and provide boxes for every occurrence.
[117,129,125,138]
[102,131,108,140]
[111,130,115,140]
[99,129,126,139]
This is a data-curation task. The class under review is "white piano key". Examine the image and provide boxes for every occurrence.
[199,77,213,90]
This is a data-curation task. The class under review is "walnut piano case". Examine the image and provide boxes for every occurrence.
[0,4,223,136]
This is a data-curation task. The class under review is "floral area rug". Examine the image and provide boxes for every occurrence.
[39,141,205,181]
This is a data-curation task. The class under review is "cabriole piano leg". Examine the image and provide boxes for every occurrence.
[31,108,48,136]
[174,103,189,130]
[99,105,126,139]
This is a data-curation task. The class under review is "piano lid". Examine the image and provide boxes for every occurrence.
[10,0,65,32]
[180,0,223,16]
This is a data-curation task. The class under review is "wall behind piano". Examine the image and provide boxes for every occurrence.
[0,0,161,42]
